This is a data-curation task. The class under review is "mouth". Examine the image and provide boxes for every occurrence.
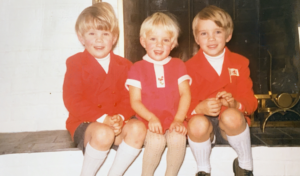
[94,46,104,50]
[207,44,218,49]
[154,50,163,55]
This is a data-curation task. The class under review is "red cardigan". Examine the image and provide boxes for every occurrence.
[63,50,134,139]
[185,48,257,122]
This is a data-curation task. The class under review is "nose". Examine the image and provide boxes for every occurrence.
[208,33,215,41]
[96,35,103,42]
[156,40,163,47]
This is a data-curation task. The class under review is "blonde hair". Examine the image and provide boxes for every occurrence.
[140,12,180,47]
[75,2,119,38]
[192,5,233,38]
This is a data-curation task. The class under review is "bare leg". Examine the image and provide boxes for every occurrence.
[187,115,213,173]
[81,122,115,176]
[108,119,147,176]
[219,108,253,171]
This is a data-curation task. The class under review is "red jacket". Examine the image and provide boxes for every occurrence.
[63,50,134,139]
[185,48,257,122]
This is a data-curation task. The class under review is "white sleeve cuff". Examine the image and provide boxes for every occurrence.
[178,75,192,85]
[97,114,108,123]
[238,103,243,110]
[191,110,197,115]
[125,79,141,90]
[118,114,125,121]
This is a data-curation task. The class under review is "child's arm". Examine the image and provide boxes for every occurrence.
[169,80,191,135]
[129,85,163,134]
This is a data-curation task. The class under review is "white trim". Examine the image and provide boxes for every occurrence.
[154,65,165,88]
[125,79,141,90]
[191,110,197,115]
[178,75,192,85]
[239,103,243,110]
[143,54,172,65]
[118,114,125,121]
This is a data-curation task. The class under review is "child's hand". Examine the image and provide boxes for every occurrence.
[216,91,237,108]
[103,115,123,136]
[111,115,123,136]
[169,120,187,135]
[148,116,163,134]
[196,98,222,116]
[103,115,114,127]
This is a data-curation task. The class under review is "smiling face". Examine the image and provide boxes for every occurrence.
[140,27,176,61]
[195,19,232,57]
[77,28,117,59]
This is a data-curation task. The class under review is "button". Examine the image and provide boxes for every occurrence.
[114,103,117,107]
[245,111,248,115]
[98,104,102,108]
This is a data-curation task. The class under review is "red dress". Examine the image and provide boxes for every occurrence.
[185,48,257,123]
[126,55,191,133]
[63,50,134,139]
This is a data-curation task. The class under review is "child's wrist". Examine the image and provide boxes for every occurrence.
[173,118,184,123]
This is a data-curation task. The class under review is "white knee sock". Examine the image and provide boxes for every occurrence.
[227,124,253,171]
[108,141,141,176]
[188,137,211,173]
[80,142,109,176]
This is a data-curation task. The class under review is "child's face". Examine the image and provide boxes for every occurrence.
[195,19,232,57]
[140,28,175,61]
[77,28,117,59]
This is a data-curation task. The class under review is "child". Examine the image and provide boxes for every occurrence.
[185,5,257,176]
[125,12,192,176]
[63,2,147,176]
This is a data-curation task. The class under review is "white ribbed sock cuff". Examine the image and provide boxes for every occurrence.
[119,140,141,155]
[227,124,253,171]
[188,137,211,173]
[108,141,141,176]
[85,142,109,158]
[81,143,109,176]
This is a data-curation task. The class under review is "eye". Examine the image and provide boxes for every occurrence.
[89,32,95,35]
[150,37,156,41]
[163,39,170,42]
[103,32,110,36]
[200,32,206,36]
[216,30,222,34]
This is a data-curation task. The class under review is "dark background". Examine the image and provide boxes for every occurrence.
[123,0,300,121]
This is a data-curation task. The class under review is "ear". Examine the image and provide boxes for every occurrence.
[226,33,232,43]
[112,35,118,45]
[194,35,200,46]
[171,42,177,50]
[140,37,146,48]
[77,33,85,46]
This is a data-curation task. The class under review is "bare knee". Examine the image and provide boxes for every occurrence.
[220,108,245,131]
[188,115,212,140]
[124,119,147,141]
[87,123,115,149]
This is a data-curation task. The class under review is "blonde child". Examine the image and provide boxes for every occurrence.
[63,2,147,176]
[185,5,257,176]
[125,12,192,176]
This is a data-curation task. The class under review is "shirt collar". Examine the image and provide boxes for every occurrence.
[142,54,172,65]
